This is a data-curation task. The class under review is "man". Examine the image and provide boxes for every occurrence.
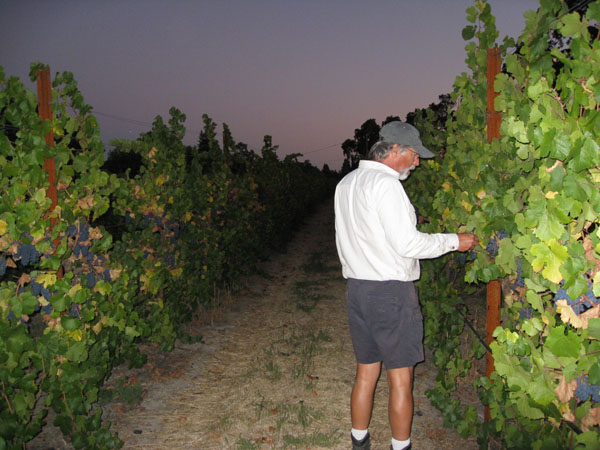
[334,121,478,450]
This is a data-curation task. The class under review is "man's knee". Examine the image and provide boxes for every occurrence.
[386,367,414,392]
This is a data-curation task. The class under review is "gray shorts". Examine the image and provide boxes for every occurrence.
[346,278,424,369]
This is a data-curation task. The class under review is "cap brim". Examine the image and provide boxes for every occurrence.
[414,144,435,158]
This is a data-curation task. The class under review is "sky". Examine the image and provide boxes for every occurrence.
[1,0,540,170]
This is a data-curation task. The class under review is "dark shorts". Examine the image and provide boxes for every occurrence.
[346,278,424,369]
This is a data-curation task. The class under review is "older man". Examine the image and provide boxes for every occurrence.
[335,121,478,450]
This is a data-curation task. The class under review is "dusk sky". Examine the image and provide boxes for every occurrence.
[1,1,539,170]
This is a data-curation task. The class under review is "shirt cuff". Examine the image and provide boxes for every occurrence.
[448,234,460,251]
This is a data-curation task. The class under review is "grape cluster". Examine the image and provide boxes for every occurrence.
[509,259,525,294]
[575,376,600,402]
[486,231,508,258]
[0,256,6,277]
[518,302,534,321]
[30,280,52,300]
[14,242,42,266]
[67,221,113,287]
[554,278,597,315]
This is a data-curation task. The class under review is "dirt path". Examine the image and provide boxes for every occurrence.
[30,198,480,450]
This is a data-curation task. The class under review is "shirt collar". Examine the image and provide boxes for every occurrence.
[358,160,401,179]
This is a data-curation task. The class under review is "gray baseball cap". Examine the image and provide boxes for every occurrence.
[379,121,435,158]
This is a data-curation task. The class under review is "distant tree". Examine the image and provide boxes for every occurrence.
[101,149,142,177]
[341,118,379,172]
[406,94,453,131]
[340,115,401,173]
[261,135,279,162]
[222,123,233,154]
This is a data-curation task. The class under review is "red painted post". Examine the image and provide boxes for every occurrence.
[485,47,502,423]
[36,67,58,216]
[37,67,63,278]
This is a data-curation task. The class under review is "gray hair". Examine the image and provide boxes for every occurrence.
[368,141,412,161]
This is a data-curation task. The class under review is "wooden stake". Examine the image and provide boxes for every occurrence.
[36,67,58,215]
[484,47,502,423]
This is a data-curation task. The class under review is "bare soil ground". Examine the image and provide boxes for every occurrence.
[29,198,483,450]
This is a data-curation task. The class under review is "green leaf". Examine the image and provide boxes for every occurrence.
[567,134,599,172]
[588,318,600,339]
[526,290,544,313]
[516,396,545,419]
[549,131,571,160]
[576,431,600,448]
[51,294,68,312]
[462,25,476,40]
[588,362,600,385]
[61,316,79,331]
[559,12,586,38]
[54,414,73,435]
[535,213,565,241]
[21,292,38,315]
[65,341,88,362]
[545,325,582,358]
[528,378,556,405]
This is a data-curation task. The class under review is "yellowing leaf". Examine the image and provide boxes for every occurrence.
[185,212,192,222]
[542,240,568,283]
[68,329,83,342]
[68,284,82,298]
[34,188,46,205]
[555,375,577,403]
[442,207,451,219]
[556,300,585,328]
[476,189,486,199]
[156,174,167,186]
[0,219,7,235]
[76,195,95,210]
[92,316,107,335]
[581,407,600,430]
[442,181,452,192]
[545,191,559,199]
[110,268,122,280]
[461,199,473,212]
[37,272,57,288]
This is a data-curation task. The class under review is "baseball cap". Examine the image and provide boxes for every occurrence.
[379,121,435,158]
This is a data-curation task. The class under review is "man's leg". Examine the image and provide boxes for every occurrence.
[386,366,414,440]
[351,362,382,429]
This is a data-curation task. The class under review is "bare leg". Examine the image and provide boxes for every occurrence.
[387,366,414,440]
[351,362,382,429]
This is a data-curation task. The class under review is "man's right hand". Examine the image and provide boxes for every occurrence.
[457,233,479,252]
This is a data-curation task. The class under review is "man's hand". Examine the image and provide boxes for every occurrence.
[457,233,479,252]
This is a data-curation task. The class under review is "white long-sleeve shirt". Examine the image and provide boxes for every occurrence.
[334,160,459,281]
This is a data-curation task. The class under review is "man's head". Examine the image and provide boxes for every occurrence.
[368,121,434,179]
[379,121,434,159]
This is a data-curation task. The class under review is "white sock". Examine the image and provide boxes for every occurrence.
[391,437,411,449]
[351,428,368,440]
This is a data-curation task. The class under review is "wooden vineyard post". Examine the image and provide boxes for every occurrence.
[37,67,62,278]
[37,67,58,218]
[485,48,502,423]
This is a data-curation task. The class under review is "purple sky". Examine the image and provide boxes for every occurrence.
[1,0,539,170]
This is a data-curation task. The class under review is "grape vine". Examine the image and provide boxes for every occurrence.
[404,1,600,448]
[0,63,334,448]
